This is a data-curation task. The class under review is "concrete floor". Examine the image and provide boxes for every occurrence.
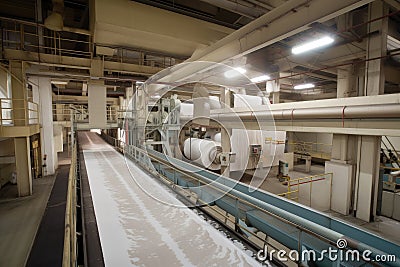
[0,148,70,267]
[0,175,55,267]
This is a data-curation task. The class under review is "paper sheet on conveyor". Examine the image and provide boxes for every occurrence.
[81,132,260,266]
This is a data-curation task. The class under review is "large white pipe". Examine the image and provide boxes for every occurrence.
[214,103,400,121]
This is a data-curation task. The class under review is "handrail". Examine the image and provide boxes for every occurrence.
[289,141,332,159]
[278,173,332,206]
[62,141,78,267]
[0,98,39,126]
[52,105,126,122]
[0,17,183,69]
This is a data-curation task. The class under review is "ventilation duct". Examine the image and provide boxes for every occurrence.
[44,0,64,31]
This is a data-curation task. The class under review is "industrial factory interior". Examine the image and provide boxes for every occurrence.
[1,0,400,266]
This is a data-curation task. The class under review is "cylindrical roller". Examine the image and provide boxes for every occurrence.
[208,132,221,142]
[183,138,221,170]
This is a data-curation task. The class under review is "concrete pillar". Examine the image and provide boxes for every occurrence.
[14,137,32,196]
[330,134,381,221]
[364,1,388,96]
[88,81,106,128]
[272,92,280,104]
[10,61,33,196]
[32,77,58,175]
[337,66,356,98]
[266,76,280,104]
[331,134,350,162]
[354,136,381,221]
[335,14,358,98]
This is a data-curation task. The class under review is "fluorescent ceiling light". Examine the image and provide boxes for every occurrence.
[292,36,334,55]
[51,81,68,85]
[251,74,270,83]
[294,83,315,90]
[224,67,247,78]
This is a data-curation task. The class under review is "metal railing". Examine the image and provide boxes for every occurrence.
[101,45,185,69]
[52,105,123,123]
[278,173,333,209]
[1,17,185,69]
[62,141,78,267]
[0,98,39,126]
[289,141,332,160]
[1,17,92,59]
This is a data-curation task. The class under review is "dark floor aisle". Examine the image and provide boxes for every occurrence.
[25,163,70,267]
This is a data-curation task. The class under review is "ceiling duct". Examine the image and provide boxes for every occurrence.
[44,0,64,31]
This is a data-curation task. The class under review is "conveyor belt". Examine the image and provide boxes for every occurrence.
[26,164,69,267]
[78,132,259,266]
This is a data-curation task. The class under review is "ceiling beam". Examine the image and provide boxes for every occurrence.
[161,0,373,83]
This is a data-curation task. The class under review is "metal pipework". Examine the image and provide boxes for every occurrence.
[213,103,400,121]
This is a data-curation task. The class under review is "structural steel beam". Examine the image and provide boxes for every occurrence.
[161,0,373,83]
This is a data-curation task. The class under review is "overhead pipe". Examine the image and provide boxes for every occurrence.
[213,103,400,121]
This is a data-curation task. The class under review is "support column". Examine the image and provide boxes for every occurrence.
[88,81,106,128]
[355,136,381,221]
[327,134,358,215]
[331,134,350,163]
[266,74,280,104]
[31,77,58,175]
[10,61,32,196]
[352,1,387,221]
[364,1,388,96]
[14,137,32,196]
[337,66,357,98]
